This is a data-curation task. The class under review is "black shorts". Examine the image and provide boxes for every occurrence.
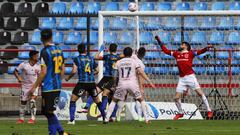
[42,91,60,114]
[73,82,98,98]
[97,76,116,92]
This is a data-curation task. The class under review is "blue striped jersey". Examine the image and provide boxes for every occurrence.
[103,53,120,77]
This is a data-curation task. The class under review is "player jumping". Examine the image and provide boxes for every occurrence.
[14,50,40,124]
[155,36,213,120]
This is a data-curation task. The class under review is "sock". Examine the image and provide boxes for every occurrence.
[116,101,125,121]
[135,101,143,119]
[46,114,57,135]
[30,99,37,120]
[201,95,211,112]
[175,99,184,114]
[69,101,76,122]
[97,102,106,120]
[102,96,109,110]
[53,115,64,134]
[140,100,148,121]
[19,104,26,120]
[110,105,118,118]
[84,96,93,109]
[106,101,116,121]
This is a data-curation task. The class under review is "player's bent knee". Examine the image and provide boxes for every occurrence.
[70,94,79,101]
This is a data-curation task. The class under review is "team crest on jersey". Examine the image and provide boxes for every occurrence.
[184,54,189,58]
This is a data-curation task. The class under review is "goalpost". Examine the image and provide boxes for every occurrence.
[98,11,240,120]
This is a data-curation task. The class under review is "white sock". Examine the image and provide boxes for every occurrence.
[106,101,116,121]
[30,99,37,120]
[20,104,26,120]
[140,100,148,121]
[175,99,183,114]
[116,101,125,120]
[201,95,211,112]
[135,101,143,119]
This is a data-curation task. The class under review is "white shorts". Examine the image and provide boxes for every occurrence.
[20,87,39,101]
[114,83,142,101]
[176,74,200,93]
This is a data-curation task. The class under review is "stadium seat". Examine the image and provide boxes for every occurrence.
[60,0,72,2]
[64,32,82,45]
[140,3,155,11]
[87,2,101,14]
[140,32,153,45]
[57,17,74,30]
[11,31,29,45]
[217,51,229,59]
[193,2,207,10]
[226,32,240,45]
[207,67,226,75]
[144,67,154,74]
[2,46,18,60]
[30,30,41,45]
[4,17,21,31]
[173,32,190,45]
[18,44,36,59]
[191,32,206,45]
[121,3,129,11]
[169,67,179,75]
[22,17,39,30]
[160,52,174,59]
[39,17,56,30]
[153,67,169,75]
[235,17,240,30]
[0,3,15,15]
[8,66,17,74]
[105,2,119,11]
[233,51,240,59]
[144,17,161,30]
[176,2,190,11]
[164,17,180,30]
[83,31,98,45]
[51,2,66,14]
[103,32,117,44]
[91,18,110,30]
[193,67,206,75]
[199,17,216,30]
[25,0,38,2]
[231,67,240,75]
[42,0,55,2]
[0,17,3,29]
[157,32,171,44]
[127,19,136,30]
[184,17,198,30]
[34,2,49,15]
[53,31,64,44]
[0,32,11,45]
[110,18,127,30]
[208,31,224,45]
[145,51,161,60]
[119,32,134,45]
[7,0,20,2]
[211,2,225,10]
[75,17,87,30]
[217,17,234,30]
[59,45,71,59]
[229,2,240,10]
[157,3,172,11]
[16,3,32,14]
[69,2,84,14]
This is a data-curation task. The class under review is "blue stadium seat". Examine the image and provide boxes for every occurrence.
[169,67,179,75]
[127,19,136,30]
[103,32,117,44]
[193,67,206,75]
[75,17,87,30]
[193,2,207,10]
[157,3,171,11]
[153,67,169,75]
[39,17,56,30]
[30,31,41,45]
[160,53,174,59]
[140,3,155,11]
[87,2,101,14]
[231,67,240,75]
[145,51,161,60]
[64,32,82,45]
[18,44,37,59]
[157,32,171,44]
[164,17,180,30]
[69,2,84,14]
[119,32,133,45]
[226,32,240,45]
[121,3,129,11]
[235,17,240,30]
[199,17,216,30]
[217,17,234,30]
[8,66,17,74]
[59,45,71,59]
[208,31,224,45]
[234,52,240,59]
[65,67,72,75]
[110,18,127,30]
[211,2,225,10]
[176,2,190,11]
[173,32,190,45]
[140,32,153,44]
[217,51,229,59]
[51,2,66,14]
[144,67,154,74]
[207,67,226,75]
[83,31,98,45]
[53,31,64,44]
[105,2,119,11]
[57,17,74,30]
[144,17,161,30]
[72,51,79,58]
[197,52,212,59]
[184,17,198,30]
[91,19,110,30]
[191,32,206,45]
[229,2,240,10]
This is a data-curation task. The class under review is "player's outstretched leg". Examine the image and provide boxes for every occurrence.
[28,99,37,124]
[93,96,106,121]
[110,105,118,122]
[116,101,125,122]
[105,100,117,123]
[135,100,144,121]
[78,96,93,113]
[174,92,184,120]
[68,94,79,125]
[138,99,150,124]
[17,101,27,124]
[195,89,213,118]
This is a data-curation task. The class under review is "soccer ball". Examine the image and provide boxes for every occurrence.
[128,2,138,12]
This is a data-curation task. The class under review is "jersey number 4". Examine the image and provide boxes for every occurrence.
[85,62,91,73]
[53,56,63,74]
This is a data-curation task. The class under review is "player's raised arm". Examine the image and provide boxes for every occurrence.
[65,64,77,82]
[195,44,213,56]
[155,35,172,56]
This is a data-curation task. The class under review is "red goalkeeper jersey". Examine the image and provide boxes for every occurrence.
[161,45,209,77]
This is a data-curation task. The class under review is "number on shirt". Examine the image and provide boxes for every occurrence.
[53,56,63,74]
[85,62,91,73]
[121,67,131,78]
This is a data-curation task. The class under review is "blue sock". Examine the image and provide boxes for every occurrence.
[111,105,118,118]
[84,96,93,109]
[102,96,109,110]
[46,114,57,135]
[97,102,106,120]
[53,115,64,134]
[69,101,76,122]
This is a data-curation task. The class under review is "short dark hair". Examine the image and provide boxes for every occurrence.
[137,47,146,59]
[123,47,133,57]
[29,50,39,58]
[109,43,118,53]
[182,41,191,51]
[78,44,86,54]
[41,29,52,43]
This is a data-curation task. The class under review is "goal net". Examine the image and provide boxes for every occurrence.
[98,11,240,120]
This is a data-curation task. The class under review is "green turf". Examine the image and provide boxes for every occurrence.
[0,120,239,135]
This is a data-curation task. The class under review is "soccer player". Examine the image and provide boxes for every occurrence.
[65,44,106,124]
[32,29,69,135]
[155,36,213,120]
[104,47,155,124]
[14,51,40,124]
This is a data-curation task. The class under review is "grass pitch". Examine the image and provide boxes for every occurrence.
[0,120,239,135]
